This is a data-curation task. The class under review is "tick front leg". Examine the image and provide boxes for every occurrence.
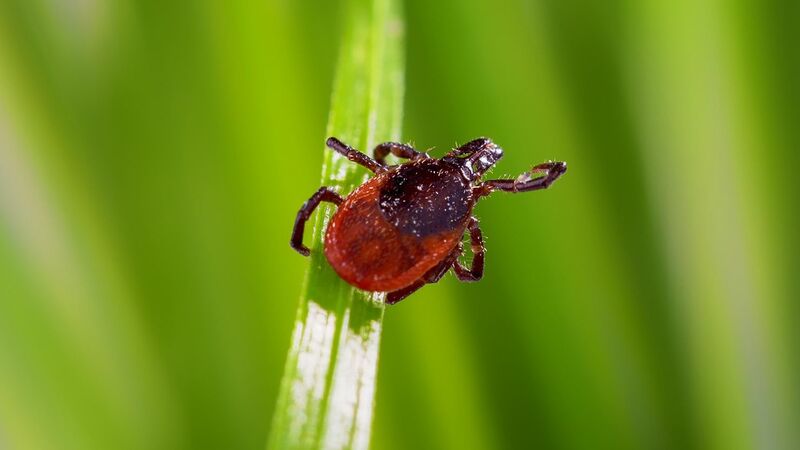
[452,216,485,281]
[373,142,428,165]
[479,161,567,196]
[326,137,385,173]
[290,186,343,256]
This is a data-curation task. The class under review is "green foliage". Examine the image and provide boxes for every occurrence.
[0,0,799,450]
[267,0,403,449]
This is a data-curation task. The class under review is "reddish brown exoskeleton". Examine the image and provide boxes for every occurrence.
[291,137,567,304]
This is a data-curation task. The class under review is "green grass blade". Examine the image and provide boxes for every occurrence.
[266,0,404,449]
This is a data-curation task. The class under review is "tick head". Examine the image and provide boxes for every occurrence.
[468,141,504,179]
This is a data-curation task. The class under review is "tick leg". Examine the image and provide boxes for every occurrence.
[386,279,425,305]
[426,251,460,284]
[478,161,567,197]
[445,137,494,157]
[327,137,385,173]
[373,142,428,165]
[386,251,460,305]
[452,216,485,282]
[290,186,343,256]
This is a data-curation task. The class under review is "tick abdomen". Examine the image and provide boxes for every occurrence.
[324,159,470,292]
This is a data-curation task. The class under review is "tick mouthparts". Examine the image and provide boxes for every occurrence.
[485,142,504,157]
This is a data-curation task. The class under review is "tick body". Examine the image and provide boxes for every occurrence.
[291,137,567,304]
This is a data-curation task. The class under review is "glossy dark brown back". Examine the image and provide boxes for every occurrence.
[379,159,473,238]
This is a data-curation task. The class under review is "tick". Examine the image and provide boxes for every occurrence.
[291,137,567,304]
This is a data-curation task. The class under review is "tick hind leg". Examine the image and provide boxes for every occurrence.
[386,250,461,305]
[326,137,385,173]
[373,142,428,165]
[453,216,485,281]
[290,186,343,256]
[385,279,425,305]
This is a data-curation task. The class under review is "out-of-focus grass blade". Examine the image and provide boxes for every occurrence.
[266,0,404,449]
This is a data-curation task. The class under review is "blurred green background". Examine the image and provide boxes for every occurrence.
[1,0,799,449]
